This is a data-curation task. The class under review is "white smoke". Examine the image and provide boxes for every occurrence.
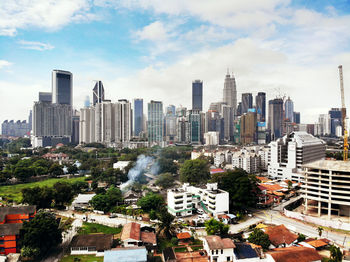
[120,154,153,191]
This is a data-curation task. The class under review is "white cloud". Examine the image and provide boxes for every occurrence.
[135,21,169,42]
[0,60,12,69]
[18,40,54,51]
[0,0,96,36]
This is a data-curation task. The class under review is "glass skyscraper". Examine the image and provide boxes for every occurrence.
[148,100,163,144]
[52,70,73,105]
[133,98,144,136]
[255,92,266,122]
[93,80,105,105]
[241,93,253,114]
[192,80,203,111]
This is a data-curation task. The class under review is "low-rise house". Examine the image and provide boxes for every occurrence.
[104,247,147,262]
[264,225,298,248]
[113,161,131,172]
[210,168,225,175]
[167,183,229,217]
[204,235,236,262]
[177,232,191,244]
[120,222,156,249]
[123,191,141,204]
[266,246,322,262]
[234,242,261,261]
[42,152,69,162]
[70,234,113,256]
[71,193,96,210]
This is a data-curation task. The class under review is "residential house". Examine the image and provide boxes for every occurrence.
[203,235,236,262]
[120,222,156,250]
[70,234,113,255]
[42,152,69,162]
[266,246,322,262]
[123,191,141,205]
[104,247,147,262]
[264,225,298,248]
[113,161,131,172]
[0,206,36,255]
[71,193,96,210]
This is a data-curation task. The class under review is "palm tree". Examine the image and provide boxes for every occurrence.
[157,209,176,238]
[329,245,343,262]
[317,226,324,237]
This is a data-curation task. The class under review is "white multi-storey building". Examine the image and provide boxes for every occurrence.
[268,131,325,182]
[204,132,220,146]
[167,183,229,217]
[231,152,260,173]
[318,114,331,136]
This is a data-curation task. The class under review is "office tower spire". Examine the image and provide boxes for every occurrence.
[223,71,237,115]
[93,80,105,106]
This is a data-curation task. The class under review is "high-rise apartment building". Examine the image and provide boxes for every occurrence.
[223,71,237,115]
[318,114,331,135]
[93,81,105,106]
[241,93,253,114]
[71,112,80,144]
[148,101,163,144]
[255,92,266,122]
[133,99,144,137]
[192,80,203,111]
[240,110,257,145]
[268,98,284,140]
[39,92,52,103]
[1,120,31,137]
[52,70,73,105]
[188,110,201,145]
[285,97,294,122]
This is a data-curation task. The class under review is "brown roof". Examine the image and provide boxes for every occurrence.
[307,240,328,248]
[259,184,284,192]
[0,223,22,235]
[121,222,141,241]
[140,231,156,245]
[265,225,298,247]
[0,205,36,221]
[267,246,322,262]
[177,232,191,240]
[205,236,235,250]
[70,234,113,251]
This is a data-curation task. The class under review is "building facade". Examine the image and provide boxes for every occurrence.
[52,70,73,105]
[284,97,294,123]
[92,80,105,106]
[255,92,266,122]
[148,100,163,145]
[241,93,253,115]
[268,98,284,140]
[192,80,203,111]
[223,71,237,116]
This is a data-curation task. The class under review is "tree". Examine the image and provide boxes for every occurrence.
[49,163,64,177]
[158,158,178,174]
[22,186,54,209]
[180,159,210,184]
[248,228,271,251]
[67,164,78,174]
[317,226,324,237]
[137,192,165,212]
[52,182,74,207]
[155,173,175,189]
[297,233,306,242]
[204,218,229,236]
[157,208,175,238]
[329,245,343,262]
[211,169,258,211]
[90,186,123,213]
[19,211,62,258]
[14,166,34,181]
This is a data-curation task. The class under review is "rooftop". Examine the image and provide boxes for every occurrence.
[267,246,322,262]
[234,242,259,259]
[265,225,298,247]
[0,223,23,235]
[70,234,113,251]
[121,222,141,241]
[0,205,36,221]
[104,247,147,262]
[177,232,191,240]
[303,159,350,172]
[140,231,156,245]
[205,236,235,250]
[72,193,96,204]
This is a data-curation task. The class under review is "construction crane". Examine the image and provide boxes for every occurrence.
[339,65,348,161]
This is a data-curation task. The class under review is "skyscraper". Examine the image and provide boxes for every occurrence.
[328,108,342,136]
[52,70,73,105]
[255,92,266,122]
[222,105,233,141]
[223,70,237,115]
[39,92,52,103]
[192,80,203,111]
[93,80,105,106]
[240,110,257,145]
[268,98,284,140]
[294,112,301,124]
[318,114,331,135]
[285,97,294,122]
[188,110,201,144]
[133,99,144,137]
[241,93,253,114]
[148,101,163,144]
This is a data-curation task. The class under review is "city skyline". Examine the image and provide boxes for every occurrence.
[1,1,350,126]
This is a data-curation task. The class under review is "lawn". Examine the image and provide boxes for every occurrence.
[190,245,203,251]
[0,176,86,203]
[78,222,123,235]
[60,255,103,262]
[174,247,188,253]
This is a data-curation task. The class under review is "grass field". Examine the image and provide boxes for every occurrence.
[78,222,123,235]
[0,176,86,203]
[60,255,103,262]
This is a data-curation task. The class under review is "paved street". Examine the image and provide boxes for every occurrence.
[255,209,350,249]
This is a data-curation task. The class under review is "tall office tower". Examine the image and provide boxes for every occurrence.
[328,108,342,136]
[165,114,177,141]
[133,99,144,137]
[293,112,300,124]
[52,70,73,105]
[200,112,206,144]
[71,111,80,144]
[115,99,132,143]
[39,92,52,102]
[188,110,201,144]
[241,93,253,114]
[318,114,331,136]
[166,105,176,116]
[223,70,237,115]
[268,98,284,140]
[255,92,266,122]
[28,110,32,131]
[93,80,105,106]
[148,101,163,144]
[240,110,257,145]
[192,80,203,111]
[176,106,187,118]
[222,105,233,141]
[176,110,189,143]
[80,107,93,144]
[32,102,72,147]
[236,102,242,116]
[205,110,222,136]
[284,97,294,122]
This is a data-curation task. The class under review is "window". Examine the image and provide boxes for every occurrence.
[221,249,223,254]
[216,250,218,254]
[212,250,214,255]
[227,257,230,261]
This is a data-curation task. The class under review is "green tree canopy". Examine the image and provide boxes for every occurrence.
[19,211,62,258]
[329,245,343,262]
[137,192,165,212]
[155,173,175,189]
[158,158,178,174]
[180,159,210,184]
[248,228,271,251]
[204,218,229,236]
[48,163,64,177]
[211,169,258,210]
[90,186,123,213]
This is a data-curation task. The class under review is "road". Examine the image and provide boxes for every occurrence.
[255,209,350,249]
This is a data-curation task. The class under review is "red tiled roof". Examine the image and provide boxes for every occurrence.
[307,239,328,248]
[259,184,284,192]
[210,168,225,174]
[177,232,191,240]
[267,246,322,262]
[141,231,156,245]
[205,236,235,250]
[121,222,141,241]
[265,225,298,247]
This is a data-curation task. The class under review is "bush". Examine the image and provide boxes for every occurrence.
[171,237,179,246]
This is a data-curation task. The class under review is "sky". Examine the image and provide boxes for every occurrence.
[1,0,350,126]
